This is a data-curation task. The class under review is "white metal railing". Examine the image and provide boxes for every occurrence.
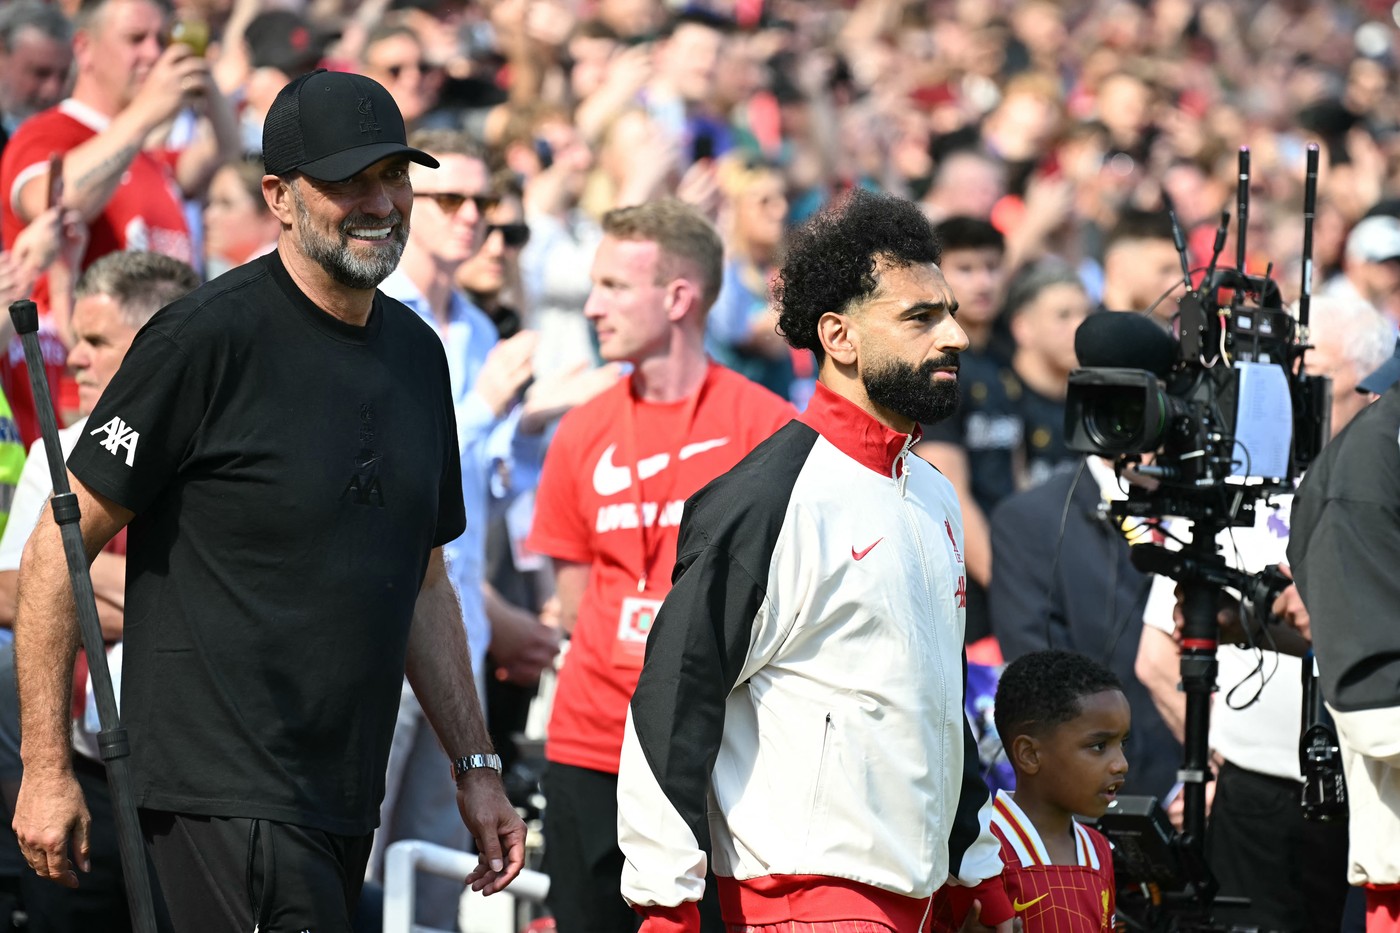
[383,839,551,933]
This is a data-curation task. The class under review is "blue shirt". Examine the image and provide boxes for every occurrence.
[380,270,544,678]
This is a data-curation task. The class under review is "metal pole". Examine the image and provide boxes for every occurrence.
[9,299,158,932]
[384,839,550,933]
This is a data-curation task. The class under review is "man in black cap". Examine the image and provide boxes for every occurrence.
[1357,335,1400,396]
[10,69,525,930]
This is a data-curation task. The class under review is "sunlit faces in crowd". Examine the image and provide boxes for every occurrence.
[654,17,723,104]
[585,236,677,364]
[69,292,138,416]
[458,193,528,301]
[74,0,165,112]
[203,160,281,276]
[360,24,438,125]
[1010,276,1091,377]
[0,15,72,121]
[407,152,491,268]
[725,161,787,260]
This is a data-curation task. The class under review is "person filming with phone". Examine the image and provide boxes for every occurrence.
[0,0,237,283]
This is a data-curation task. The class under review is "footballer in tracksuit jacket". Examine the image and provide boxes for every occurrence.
[617,382,1012,931]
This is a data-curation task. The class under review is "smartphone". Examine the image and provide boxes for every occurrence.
[170,16,210,56]
[45,153,62,209]
[533,138,554,171]
[692,131,715,163]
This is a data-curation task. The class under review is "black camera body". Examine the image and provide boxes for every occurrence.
[1065,264,1329,512]
[1063,146,1346,931]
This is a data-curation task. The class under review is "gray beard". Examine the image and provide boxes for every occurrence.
[291,186,407,290]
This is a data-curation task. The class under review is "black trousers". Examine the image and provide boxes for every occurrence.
[1206,761,1350,933]
[542,762,724,933]
[141,810,373,933]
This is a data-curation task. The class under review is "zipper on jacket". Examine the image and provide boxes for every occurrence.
[898,481,951,885]
[894,433,915,497]
[803,713,834,853]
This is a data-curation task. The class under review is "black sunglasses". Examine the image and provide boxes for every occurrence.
[386,60,432,79]
[488,223,530,248]
[414,192,500,215]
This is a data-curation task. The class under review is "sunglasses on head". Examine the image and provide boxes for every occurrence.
[488,223,530,248]
[414,192,501,215]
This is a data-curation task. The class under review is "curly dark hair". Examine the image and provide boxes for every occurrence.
[774,188,941,362]
[993,650,1123,743]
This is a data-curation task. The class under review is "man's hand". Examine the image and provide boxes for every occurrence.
[457,770,526,895]
[520,361,622,433]
[1270,565,1311,642]
[1171,584,1246,644]
[489,604,561,686]
[476,331,539,419]
[127,43,213,130]
[13,768,91,889]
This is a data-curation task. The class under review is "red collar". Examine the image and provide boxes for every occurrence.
[798,382,921,477]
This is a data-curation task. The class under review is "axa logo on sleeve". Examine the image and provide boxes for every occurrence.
[90,416,140,466]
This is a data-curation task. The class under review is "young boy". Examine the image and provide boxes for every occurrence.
[934,650,1130,932]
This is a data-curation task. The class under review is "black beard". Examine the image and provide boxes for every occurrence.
[863,355,960,426]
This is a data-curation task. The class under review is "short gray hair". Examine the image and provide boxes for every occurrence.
[406,128,485,163]
[0,1,73,51]
[1298,295,1394,378]
[76,251,200,329]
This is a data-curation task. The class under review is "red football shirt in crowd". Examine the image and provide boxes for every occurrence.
[528,363,794,774]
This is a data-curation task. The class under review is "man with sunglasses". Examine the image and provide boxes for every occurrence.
[458,173,531,338]
[359,22,439,130]
[376,128,603,927]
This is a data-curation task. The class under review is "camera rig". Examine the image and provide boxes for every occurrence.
[1066,146,1346,931]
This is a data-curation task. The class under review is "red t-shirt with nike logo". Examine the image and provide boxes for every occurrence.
[528,363,793,774]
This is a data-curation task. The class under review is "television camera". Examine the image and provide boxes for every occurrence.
[1065,146,1346,931]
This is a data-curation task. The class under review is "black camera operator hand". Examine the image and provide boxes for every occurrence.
[1172,579,1310,657]
[1269,564,1311,642]
[1170,584,1250,645]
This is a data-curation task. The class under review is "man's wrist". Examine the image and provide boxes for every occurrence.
[20,747,75,777]
[451,753,503,782]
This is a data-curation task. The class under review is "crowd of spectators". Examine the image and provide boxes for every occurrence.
[0,0,1398,929]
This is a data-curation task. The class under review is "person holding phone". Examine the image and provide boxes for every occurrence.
[0,0,238,447]
[0,0,237,275]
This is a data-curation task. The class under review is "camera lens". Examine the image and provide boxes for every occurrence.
[1087,392,1148,450]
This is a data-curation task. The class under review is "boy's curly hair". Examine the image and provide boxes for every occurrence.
[994,650,1123,743]
[773,188,941,362]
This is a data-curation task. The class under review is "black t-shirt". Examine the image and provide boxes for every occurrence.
[69,250,466,835]
[924,351,1076,516]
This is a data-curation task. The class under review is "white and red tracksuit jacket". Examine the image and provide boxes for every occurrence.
[617,383,1012,931]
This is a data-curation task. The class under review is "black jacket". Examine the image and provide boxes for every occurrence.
[990,463,1182,799]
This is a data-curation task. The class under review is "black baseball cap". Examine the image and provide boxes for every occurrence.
[262,69,439,182]
[1359,336,1400,395]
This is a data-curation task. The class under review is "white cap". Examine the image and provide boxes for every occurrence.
[1346,215,1400,263]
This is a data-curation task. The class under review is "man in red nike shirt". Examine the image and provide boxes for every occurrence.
[527,198,793,932]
